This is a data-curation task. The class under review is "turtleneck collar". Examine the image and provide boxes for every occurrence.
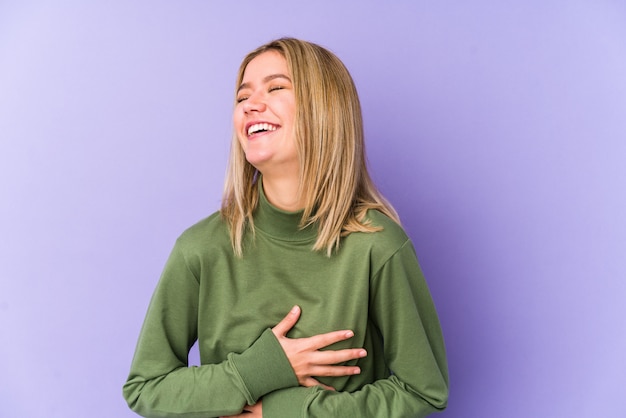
[253,182,318,242]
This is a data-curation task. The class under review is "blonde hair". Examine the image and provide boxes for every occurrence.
[221,37,399,256]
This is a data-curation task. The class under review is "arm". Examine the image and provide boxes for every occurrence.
[123,242,367,418]
[123,243,298,418]
[262,240,449,417]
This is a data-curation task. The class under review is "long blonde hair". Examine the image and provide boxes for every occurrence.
[221,38,399,256]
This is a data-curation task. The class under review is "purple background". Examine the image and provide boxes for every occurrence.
[1,1,625,417]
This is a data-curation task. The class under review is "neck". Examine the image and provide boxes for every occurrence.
[261,174,304,212]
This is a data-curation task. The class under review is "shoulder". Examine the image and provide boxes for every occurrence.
[365,209,409,244]
[173,210,231,255]
[341,209,413,266]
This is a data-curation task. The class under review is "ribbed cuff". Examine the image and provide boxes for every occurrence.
[229,328,298,403]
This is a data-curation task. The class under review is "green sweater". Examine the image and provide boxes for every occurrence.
[123,190,449,417]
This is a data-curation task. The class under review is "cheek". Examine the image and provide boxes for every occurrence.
[232,112,247,150]
[233,111,245,133]
[285,101,296,129]
[233,109,242,130]
[236,132,247,153]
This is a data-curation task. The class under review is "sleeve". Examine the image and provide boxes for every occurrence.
[262,240,449,418]
[122,240,298,418]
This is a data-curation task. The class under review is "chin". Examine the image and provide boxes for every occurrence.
[244,154,273,170]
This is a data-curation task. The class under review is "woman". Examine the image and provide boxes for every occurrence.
[123,38,449,417]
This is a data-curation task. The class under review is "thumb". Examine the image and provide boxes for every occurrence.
[272,305,300,337]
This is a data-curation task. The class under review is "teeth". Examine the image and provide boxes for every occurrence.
[247,123,278,136]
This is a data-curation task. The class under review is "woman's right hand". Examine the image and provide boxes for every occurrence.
[271,305,367,389]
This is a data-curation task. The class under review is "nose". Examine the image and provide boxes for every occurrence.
[243,92,267,114]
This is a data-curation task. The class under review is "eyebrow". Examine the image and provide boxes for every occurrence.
[237,74,292,93]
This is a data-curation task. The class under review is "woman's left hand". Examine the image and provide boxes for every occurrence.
[220,400,262,417]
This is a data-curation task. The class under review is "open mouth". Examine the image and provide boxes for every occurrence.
[247,123,279,137]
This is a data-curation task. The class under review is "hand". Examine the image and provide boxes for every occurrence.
[272,305,367,389]
[220,400,262,418]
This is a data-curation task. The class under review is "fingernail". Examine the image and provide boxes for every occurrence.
[359,350,367,357]
[291,305,299,314]
[345,330,354,338]
[353,367,361,375]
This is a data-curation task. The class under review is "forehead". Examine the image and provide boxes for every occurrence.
[241,50,290,81]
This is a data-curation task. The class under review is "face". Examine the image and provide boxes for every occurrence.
[234,51,297,176]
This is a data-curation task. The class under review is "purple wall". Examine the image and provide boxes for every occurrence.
[1,1,624,417]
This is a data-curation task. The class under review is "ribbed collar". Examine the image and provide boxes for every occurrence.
[253,183,318,242]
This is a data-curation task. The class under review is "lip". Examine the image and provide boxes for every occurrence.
[244,121,281,139]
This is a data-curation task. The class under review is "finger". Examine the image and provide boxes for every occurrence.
[243,401,262,417]
[311,348,368,365]
[308,364,363,377]
[302,377,336,391]
[272,305,300,337]
[302,329,357,350]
